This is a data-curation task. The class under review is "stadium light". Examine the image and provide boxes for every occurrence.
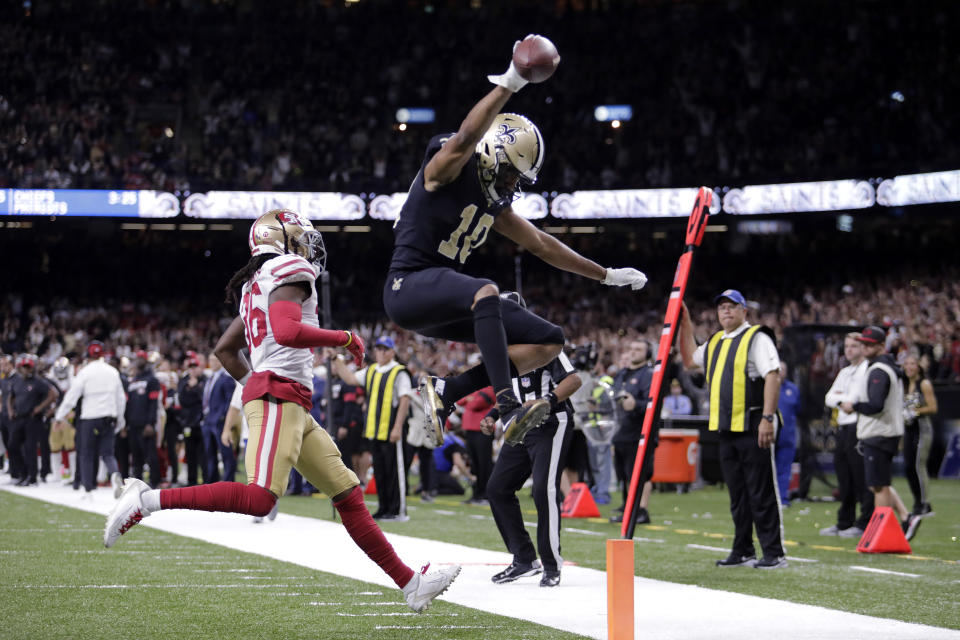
[395,107,436,124]
[594,105,632,122]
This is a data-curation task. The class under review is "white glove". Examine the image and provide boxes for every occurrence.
[487,36,532,93]
[603,267,648,291]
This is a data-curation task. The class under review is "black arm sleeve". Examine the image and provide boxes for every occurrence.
[853,369,890,415]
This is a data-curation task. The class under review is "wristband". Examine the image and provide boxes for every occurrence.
[547,391,560,411]
[239,372,251,386]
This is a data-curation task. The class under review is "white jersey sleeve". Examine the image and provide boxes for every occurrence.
[239,254,320,389]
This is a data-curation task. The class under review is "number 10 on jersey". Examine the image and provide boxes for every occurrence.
[438,205,494,264]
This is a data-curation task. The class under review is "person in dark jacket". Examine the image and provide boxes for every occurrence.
[176,352,206,486]
[609,340,655,524]
[125,351,163,488]
[200,353,237,483]
[6,355,58,486]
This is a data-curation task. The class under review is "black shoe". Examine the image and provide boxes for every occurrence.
[754,556,788,570]
[501,398,551,446]
[903,514,922,541]
[715,553,757,568]
[419,492,435,503]
[609,507,649,524]
[914,502,934,517]
[418,376,449,447]
[491,559,542,584]
[16,478,37,487]
[540,570,561,587]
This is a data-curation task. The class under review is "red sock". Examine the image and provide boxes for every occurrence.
[334,486,414,588]
[160,482,276,517]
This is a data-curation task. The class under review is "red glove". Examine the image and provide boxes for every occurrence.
[344,331,365,367]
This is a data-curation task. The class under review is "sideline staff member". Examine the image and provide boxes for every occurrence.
[839,326,921,540]
[679,290,787,569]
[331,336,412,521]
[53,342,127,496]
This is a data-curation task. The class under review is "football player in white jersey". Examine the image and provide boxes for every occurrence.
[105,209,460,613]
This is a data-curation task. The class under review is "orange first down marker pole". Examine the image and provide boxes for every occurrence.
[606,539,634,640]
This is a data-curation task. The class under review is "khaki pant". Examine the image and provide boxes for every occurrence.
[244,398,358,498]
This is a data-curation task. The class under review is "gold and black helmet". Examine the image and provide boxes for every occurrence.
[476,113,545,208]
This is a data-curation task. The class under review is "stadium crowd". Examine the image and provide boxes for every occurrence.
[2,1,957,195]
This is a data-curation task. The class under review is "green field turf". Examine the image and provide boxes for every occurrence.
[0,476,956,638]
[0,493,587,640]
[283,476,959,630]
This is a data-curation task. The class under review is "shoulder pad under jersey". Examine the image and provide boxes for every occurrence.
[259,254,318,290]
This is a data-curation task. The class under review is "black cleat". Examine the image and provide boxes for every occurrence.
[903,514,922,541]
[491,559,542,584]
[540,570,561,587]
[418,376,448,447]
[715,553,757,568]
[502,399,551,446]
[609,507,649,524]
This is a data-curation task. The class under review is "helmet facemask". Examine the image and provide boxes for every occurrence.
[292,227,327,272]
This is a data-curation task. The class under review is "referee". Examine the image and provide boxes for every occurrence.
[678,290,787,569]
[483,292,582,588]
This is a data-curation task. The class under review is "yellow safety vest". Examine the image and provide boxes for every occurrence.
[704,325,770,432]
[363,364,406,441]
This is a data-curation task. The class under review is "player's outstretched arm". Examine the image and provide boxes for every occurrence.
[492,208,608,280]
[215,316,251,383]
[424,88,513,191]
[268,285,365,365]
[423,36,542,190]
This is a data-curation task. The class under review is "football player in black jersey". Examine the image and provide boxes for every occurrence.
[384,35,647,449]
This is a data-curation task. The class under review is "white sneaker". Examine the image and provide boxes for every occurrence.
[110,472,124,499]
[104,478,152,548]
[837,526,864,539]
[402,563,461,613]
[819,524,840,536]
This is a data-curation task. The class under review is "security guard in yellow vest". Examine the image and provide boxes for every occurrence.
[331,336,412,521]
[679,290,787,569]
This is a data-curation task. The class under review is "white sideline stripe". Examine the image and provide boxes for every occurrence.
[3,483,958,640]
[685,544,818,563]
[850,566,921,578]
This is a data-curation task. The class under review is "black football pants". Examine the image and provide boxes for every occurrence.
[487,414,572,572]
[834,424,873,530]
[719,430,785,560]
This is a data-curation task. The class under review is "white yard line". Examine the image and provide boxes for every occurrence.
[850,566,921,578]
[2,483,958,640]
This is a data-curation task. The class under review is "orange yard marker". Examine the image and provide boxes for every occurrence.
[606,539,634,640]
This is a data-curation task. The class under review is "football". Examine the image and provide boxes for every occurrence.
[513,35,561,83]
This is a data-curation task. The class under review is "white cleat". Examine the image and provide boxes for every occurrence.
[104,478,152,548]
[110,471,124,499]
[402,563,461,614]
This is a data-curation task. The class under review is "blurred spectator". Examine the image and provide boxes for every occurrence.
[661,378,693,418]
